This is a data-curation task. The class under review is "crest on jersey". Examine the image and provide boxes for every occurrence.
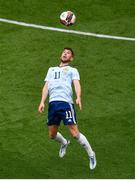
[62,67,69,74]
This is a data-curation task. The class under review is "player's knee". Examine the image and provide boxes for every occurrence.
[69,127,80,139]
[71,131,79,139]
[49,132,57,139]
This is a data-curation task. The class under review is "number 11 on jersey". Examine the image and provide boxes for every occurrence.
[54,72,60,79]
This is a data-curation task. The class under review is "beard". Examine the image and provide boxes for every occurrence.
[60,58,71,63]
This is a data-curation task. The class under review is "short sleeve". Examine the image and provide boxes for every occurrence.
[44,68,51,82]
[72,68,80,80]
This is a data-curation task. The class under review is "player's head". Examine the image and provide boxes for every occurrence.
[60,47,74,63]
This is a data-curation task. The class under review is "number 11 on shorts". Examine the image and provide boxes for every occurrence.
[66,111,72,119]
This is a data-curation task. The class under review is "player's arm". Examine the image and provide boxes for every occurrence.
[73,79,82,110]
[38,81,48,113]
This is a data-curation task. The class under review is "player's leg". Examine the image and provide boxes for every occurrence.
[48,125,70,158]
[48,125,67,144]
[63,102,94,157]
[47,101,70,157]
[64,103,94,157]
[68,124,94,156]
[68,124,96,170]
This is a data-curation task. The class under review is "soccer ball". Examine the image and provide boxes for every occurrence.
[60,11,76,26]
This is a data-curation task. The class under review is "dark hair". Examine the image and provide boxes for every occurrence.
[64,47,74,57]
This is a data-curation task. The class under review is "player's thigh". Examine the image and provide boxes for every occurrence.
[60,102,77,125]
[68,124,80,138]
[47,102,61,126]
[48,125,59,139]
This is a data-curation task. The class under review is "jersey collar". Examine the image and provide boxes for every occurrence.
[58,64,70,68]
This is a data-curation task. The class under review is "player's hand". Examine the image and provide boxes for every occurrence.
[76,97,82,110]
[38,102,45,113]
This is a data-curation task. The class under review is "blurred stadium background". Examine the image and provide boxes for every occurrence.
[0,0,135,178]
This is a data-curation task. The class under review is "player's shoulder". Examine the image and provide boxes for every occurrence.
[48,66,59,71]
[69,66,79,72]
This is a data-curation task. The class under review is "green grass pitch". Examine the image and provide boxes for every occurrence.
[0,0,135,178]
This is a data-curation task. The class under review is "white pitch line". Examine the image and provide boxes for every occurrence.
[0,17,135,41]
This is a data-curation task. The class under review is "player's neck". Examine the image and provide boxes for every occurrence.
[59,62,70,67]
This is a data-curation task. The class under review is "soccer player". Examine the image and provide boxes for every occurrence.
[38,48,96,170]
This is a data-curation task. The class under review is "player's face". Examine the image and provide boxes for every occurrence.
[60,49,73,63]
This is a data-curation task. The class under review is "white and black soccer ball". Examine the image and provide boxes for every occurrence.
[60,11,76,26]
